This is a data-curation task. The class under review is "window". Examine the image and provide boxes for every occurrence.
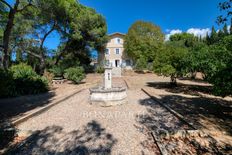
[105,49,109,55]
[116,48,120,54]
[117,38,121,44]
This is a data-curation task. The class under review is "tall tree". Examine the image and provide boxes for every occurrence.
[0,0,34,69]
[223,23,229,36]
[55,4,108,66]
[124,21,164,64]
[153,42,188,85]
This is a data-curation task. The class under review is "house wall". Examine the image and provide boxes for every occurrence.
[101,33,133,69]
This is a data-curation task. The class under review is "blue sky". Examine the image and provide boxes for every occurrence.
[7,0,225,49]
[80,0,221,34]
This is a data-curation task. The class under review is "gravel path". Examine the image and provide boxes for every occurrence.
[15,88,159,154]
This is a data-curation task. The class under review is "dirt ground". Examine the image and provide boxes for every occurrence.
[1,72,231,154]
[123,72,232,148]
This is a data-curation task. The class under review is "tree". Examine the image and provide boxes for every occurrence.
[169,33,197,47]
[223,23,229,36]
[0,0,34,69]
[203,35,232,96]
[217,0,232,24]
[54,4,108,66]
[24,0,76,74]
[153,43,188,85]
[124,21,164,65]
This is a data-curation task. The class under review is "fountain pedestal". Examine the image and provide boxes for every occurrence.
[89,66,127,107]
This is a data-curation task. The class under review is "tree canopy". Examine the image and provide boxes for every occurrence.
[124,21,164,65]
[0,0,107,74]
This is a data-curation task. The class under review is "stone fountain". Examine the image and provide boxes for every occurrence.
[89,66,127,107]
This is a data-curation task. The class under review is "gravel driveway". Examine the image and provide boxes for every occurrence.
[14,86,159,154]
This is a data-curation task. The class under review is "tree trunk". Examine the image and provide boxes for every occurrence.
[54,44,68,65]
[2,1,19,69]
[39,56,46,75]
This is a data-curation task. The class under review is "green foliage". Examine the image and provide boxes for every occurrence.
[49,54,84,77]
[10,63,38,79]
[0,64,49,98]
[124,21,164,62]
[165,28,232,96]
[0,69,16,98]
[48,66,65,77]
[135,57,147,71]
[1,0,107,74]
[217,0,232,24]
[209,64,232,97]
[153,44,188,80]
[64,67,85,84]
[170,33,197,47]
[96,66,105,73]
[203,36,232,96]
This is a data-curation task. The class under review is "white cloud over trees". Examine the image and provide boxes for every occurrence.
[165,28,212,41]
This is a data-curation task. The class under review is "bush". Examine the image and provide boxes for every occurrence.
[135,57,147,72]
[64,67,85,84]
[10,63,38,79]
[0,69,17,97]
[48,66,64,77]
[0,64,49,98]
[43,71,54,85]
[96,66,105,73]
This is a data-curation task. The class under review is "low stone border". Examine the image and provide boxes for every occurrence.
[141,88,197,130]
[141,88,223,154]
[12,83,98,126]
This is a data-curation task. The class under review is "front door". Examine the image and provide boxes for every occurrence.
[115,60,120,67]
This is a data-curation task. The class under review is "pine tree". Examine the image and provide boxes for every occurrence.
[210,26,218,44]
[218,29,224,38]
[206,32,210,44]
[223,23,229,36]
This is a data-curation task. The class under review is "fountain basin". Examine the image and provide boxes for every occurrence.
[89,86,127,107]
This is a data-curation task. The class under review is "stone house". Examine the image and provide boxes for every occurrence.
[98,32,133,76]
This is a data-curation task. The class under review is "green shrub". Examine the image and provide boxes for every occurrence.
[64,67,85,84]
[135,57,147,71]
[48,66,64,77]
[10,63,38,79]
[0,64,49,98]
[0,69,17,97]
[96,66,105,73]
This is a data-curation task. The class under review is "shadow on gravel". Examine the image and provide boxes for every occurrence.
[6,120,117,155]
[158,94,232,136]
[146,82,232,136]
[137,98,193,135]
[146,82,213,96]
[0,92,55,151]
[0,92,55,123]
[137,97,231,154]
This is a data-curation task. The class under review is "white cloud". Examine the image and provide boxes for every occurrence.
[186,28,211,38]
[165,29,182,41]
[227,25,231,32]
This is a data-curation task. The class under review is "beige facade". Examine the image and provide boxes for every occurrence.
[99,32,133,69]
